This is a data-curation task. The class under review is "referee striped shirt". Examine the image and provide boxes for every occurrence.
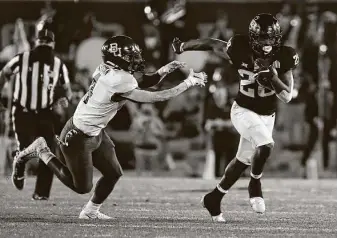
[4,50,70,111]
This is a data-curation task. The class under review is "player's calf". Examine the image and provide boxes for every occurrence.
[249,143,273,215]
[200,185,227,222]
[249,172,265,214]
[201,158,249,222]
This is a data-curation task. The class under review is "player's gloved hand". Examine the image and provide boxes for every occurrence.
[157,60,187,76]
[254,65,278,79]
[172,37,184,54]
[254,66,277,90]
[184,69,208,87]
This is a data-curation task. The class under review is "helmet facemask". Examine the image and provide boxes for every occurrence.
[249,32,281,58]
[123,51,145,73]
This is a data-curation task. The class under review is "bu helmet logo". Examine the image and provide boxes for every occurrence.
[102,43,122,57]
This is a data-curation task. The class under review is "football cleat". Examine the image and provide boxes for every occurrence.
[248,178,265,214]
[79,210,112,220]
[200,195,226,223]
[11,154,27,190]
[17,137,49,159]
[249,197,266,214]
[11,137,51,191]
[32,193,49,201]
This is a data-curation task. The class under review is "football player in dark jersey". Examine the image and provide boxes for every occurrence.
[172,13,299,222]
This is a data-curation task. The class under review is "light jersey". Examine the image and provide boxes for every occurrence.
[73,63,138,136]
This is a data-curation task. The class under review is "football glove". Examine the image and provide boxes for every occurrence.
[254,66,277,90]
[184,69,207,87]
[256,76,273,90]
[172,37,184,54]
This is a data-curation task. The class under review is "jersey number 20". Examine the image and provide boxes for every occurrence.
[238,69,274,98]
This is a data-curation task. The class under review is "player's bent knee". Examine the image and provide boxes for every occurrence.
[114,164,124,178]
[113,168,123,180]
[236,156,251,166]
[257,143,274,158]
[75,182,93,194]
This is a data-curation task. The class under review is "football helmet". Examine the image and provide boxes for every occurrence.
[101,35,145,73]
[249,13,282,58]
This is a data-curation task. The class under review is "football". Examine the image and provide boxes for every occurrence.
[255,71,274,90]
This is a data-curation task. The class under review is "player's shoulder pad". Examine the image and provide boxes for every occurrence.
[104,70,138,94]
[278,46,299,70]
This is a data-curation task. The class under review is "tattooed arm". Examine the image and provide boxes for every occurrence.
[113,69,207,103]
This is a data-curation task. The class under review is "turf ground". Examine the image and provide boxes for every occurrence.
[0,175,336,238]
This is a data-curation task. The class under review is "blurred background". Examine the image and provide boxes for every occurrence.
[0,0,337,180]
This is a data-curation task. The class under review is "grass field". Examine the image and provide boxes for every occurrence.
[0,175,336,238]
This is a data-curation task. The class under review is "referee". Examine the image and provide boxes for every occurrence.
[0,29,72,200]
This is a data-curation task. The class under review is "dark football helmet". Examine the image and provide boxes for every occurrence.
[249,13,282,58]
[101,35,145,73]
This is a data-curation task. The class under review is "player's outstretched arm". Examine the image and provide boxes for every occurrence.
[172,37,230,60]
[115,69,207,103]
[139,61,187,88]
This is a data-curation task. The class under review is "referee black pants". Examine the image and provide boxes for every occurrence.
[11,105,55,198]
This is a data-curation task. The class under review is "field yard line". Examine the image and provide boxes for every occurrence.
[115,209,336,216]
[78,223,337,232]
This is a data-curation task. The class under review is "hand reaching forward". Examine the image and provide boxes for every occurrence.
[184,69,208,87]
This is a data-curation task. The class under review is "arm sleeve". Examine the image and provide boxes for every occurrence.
[225,37,235,59]
[281,47,299,73]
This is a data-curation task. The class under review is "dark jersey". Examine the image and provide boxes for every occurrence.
[226,35,299,115]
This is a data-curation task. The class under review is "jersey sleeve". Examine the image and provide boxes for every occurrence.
[280,46,299,73]
[225,35,246,67]
[225,36,235,60]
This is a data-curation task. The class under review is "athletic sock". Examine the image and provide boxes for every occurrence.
[210,184,228,200]
[83,200,102,213]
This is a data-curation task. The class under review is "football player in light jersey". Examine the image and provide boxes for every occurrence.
[11,35,207,219]
[172,13,299,222]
